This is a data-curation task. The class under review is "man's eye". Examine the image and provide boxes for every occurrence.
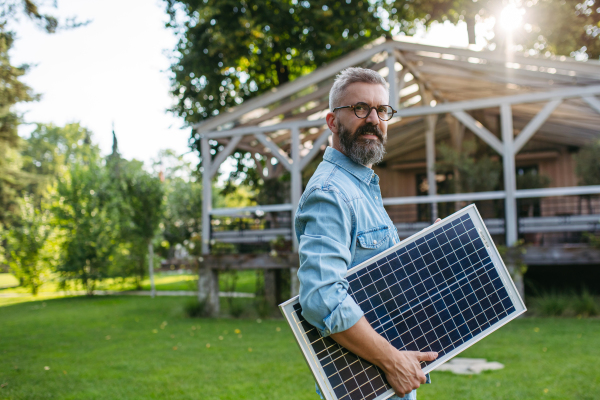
[354,104,367,111]
[377,106,387,113]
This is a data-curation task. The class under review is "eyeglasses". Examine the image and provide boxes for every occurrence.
[333,102,396,121]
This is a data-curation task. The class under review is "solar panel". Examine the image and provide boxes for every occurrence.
[280,204,526,400]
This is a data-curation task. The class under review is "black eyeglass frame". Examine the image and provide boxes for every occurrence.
[332,102,397,121]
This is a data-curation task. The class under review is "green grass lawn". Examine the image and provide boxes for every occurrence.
[0,297,598,400]
[0,273,19,289]
[0,270,257,296]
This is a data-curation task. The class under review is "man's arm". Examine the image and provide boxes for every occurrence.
[331,317,437,397]
[331,218,442,397]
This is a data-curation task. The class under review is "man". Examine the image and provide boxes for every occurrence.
[295,67,438,399]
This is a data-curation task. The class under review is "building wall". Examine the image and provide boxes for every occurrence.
[374,166,420,223]
[536,150,600,216]
[377,145,599,222]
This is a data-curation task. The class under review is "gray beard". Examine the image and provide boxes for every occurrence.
[338,123,386,166]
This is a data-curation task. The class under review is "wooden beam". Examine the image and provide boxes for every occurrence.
[513,99,562,154]
[290,126,302,256]
[239,84,332,127]
[396,85,600,118]
[299,130,331,171]
[452,110,504,154]
[194,40,389,132]
[501,103,518,246]
[201,138,212,255]
[394,49,442,100]
[254,133,292,171]
[389,161,427,170]
[386,50,399,111]
[390,40,600,77]
[205,118,326,139]
[209,136,243,178]
[583,96,600,114]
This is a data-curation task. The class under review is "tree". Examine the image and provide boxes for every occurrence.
[2,193,64,294]
[152,150,203,259]
[0,30,37,225]
[575,139,600,215]
[165,0,391,125]
[436,139,502,194]
[164,0,402,192]
[21,123,96,195]
[113,159,164,289]
[388,0,600,58]
[0,1,88,225]
[575,139,600,186]
[54,151,120,295]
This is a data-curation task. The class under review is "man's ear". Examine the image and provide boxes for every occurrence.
[326,111,338,134]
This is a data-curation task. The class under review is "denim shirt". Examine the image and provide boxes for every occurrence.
[296,147,401,336]
[295,147,428,400]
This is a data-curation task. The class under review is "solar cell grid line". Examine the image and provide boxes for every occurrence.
[280,205,526,400]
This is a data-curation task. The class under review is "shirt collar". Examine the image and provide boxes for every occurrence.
[323,147,375,184]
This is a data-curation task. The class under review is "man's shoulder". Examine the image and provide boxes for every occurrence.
[301,160,364,206]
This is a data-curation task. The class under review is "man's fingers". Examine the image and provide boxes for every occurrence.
[415,351,439,362]
[434,218,441,223]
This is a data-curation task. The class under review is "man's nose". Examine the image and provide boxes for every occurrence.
[365,107,380,125]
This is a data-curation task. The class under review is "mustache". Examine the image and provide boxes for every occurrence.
[354,124,384,142]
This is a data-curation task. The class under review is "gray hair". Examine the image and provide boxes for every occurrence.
[329,67,389,111]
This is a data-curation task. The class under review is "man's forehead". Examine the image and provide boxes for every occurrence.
[341,82,388,104]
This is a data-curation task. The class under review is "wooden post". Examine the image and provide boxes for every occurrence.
[501,103,518,246]
[290,127,302,297]
[198,258,219,317]
[386,49,399,111]
[420,85,438,222]
[148,243,156,298]
[425,114,438,222]
[201,137,212,255]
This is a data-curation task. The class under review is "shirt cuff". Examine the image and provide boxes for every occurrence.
[320,293,364,337]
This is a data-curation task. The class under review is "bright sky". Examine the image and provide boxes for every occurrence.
[12,1,491,167]
[13,0,195,165]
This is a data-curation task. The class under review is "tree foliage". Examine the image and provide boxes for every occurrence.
[436,139,502,193]
[0,30,37,224]
[110,158,164,288]
[152,150,203,259]
[0,0,87,225]
[1,193,63,294]
[575,139,600,186]
[21,123,96,195]
[386,0,600,58]
[164,0,391,125]
[54,152,121,295]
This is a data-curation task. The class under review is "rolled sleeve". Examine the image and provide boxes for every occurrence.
[296,187,364,337]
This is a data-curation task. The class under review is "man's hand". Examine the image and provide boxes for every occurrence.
[381,350,438,397]
[331,318,438,397]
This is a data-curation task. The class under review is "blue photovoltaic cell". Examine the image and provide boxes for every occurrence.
[289,212,518,400]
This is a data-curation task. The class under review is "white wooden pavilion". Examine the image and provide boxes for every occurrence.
[195,36,600,311]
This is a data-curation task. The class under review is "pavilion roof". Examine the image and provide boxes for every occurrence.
[195,36,600,165]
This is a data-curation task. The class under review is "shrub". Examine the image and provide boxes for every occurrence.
[184,298,206,318]
[228,298,246,318]
[531,292,571,316]
[573,289,599,317]
[254,296,274,319]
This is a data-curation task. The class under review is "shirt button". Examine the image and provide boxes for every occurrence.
[373,240,377,244]
[325,329,330,335]
[375,196,378,199]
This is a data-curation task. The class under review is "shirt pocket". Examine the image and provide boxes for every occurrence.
[357,226,391,249]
